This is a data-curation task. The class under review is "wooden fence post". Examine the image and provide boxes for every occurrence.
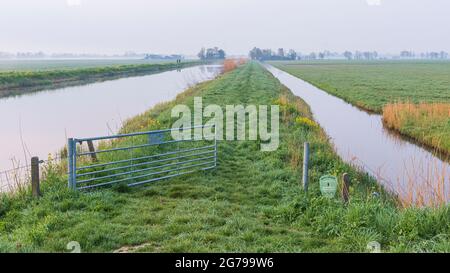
[31,156,41,197]
[302,142,310,192]
[87,140,98,162]
[342,173,350,204]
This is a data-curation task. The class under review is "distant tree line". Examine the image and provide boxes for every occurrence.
[0,51,187,60]
[344,50,448,60]
[197,47,226,60]
[343,51,378,60]
[399,51,449,60]
[144,54,183,60]
[249,47,297,61]
[248,47,449,61]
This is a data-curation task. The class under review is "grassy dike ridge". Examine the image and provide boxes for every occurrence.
[0,62,449,253]
[0,61,202,99]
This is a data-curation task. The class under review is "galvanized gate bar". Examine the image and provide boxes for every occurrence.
[68,137,76,190]
[76,155,216,184]
[74,125,210,142]
[76,144,215,171]
[76,149,215,177]
[68,125,217,191]
[77,139,186,156]
[78,161,215,190]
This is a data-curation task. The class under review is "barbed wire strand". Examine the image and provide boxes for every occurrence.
[0,154,66,175]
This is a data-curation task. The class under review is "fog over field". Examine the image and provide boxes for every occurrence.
[1,0,449,55]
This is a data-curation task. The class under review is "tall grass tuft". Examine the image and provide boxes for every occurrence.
[0,162,30,194]
[383,102,450,129]
[222,59,247,73]
[399,157,449,208]
[383,102,450,155]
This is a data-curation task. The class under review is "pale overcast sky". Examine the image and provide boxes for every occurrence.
[1,0,449,55]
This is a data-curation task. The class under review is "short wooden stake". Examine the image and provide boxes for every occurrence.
[342,173,350,204]
[31,156,41,198]
[87,140,98,162]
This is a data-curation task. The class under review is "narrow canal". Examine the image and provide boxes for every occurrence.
[0,65,221,191]
[266,64,449,205]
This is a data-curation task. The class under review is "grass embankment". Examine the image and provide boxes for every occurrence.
[0,62,449,253]
[271,61,450,156]
[0,61,201,98]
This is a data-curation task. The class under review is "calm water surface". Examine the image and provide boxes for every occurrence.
[0,65,221,173]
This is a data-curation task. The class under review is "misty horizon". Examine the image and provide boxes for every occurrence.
[1,0,450,56]
[0,49,449,59]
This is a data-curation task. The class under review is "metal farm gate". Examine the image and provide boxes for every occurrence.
[67,125,217,190]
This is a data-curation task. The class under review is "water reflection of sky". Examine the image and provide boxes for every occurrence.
[0,65,221,171]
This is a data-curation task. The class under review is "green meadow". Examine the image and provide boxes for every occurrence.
[0,59,177,72]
